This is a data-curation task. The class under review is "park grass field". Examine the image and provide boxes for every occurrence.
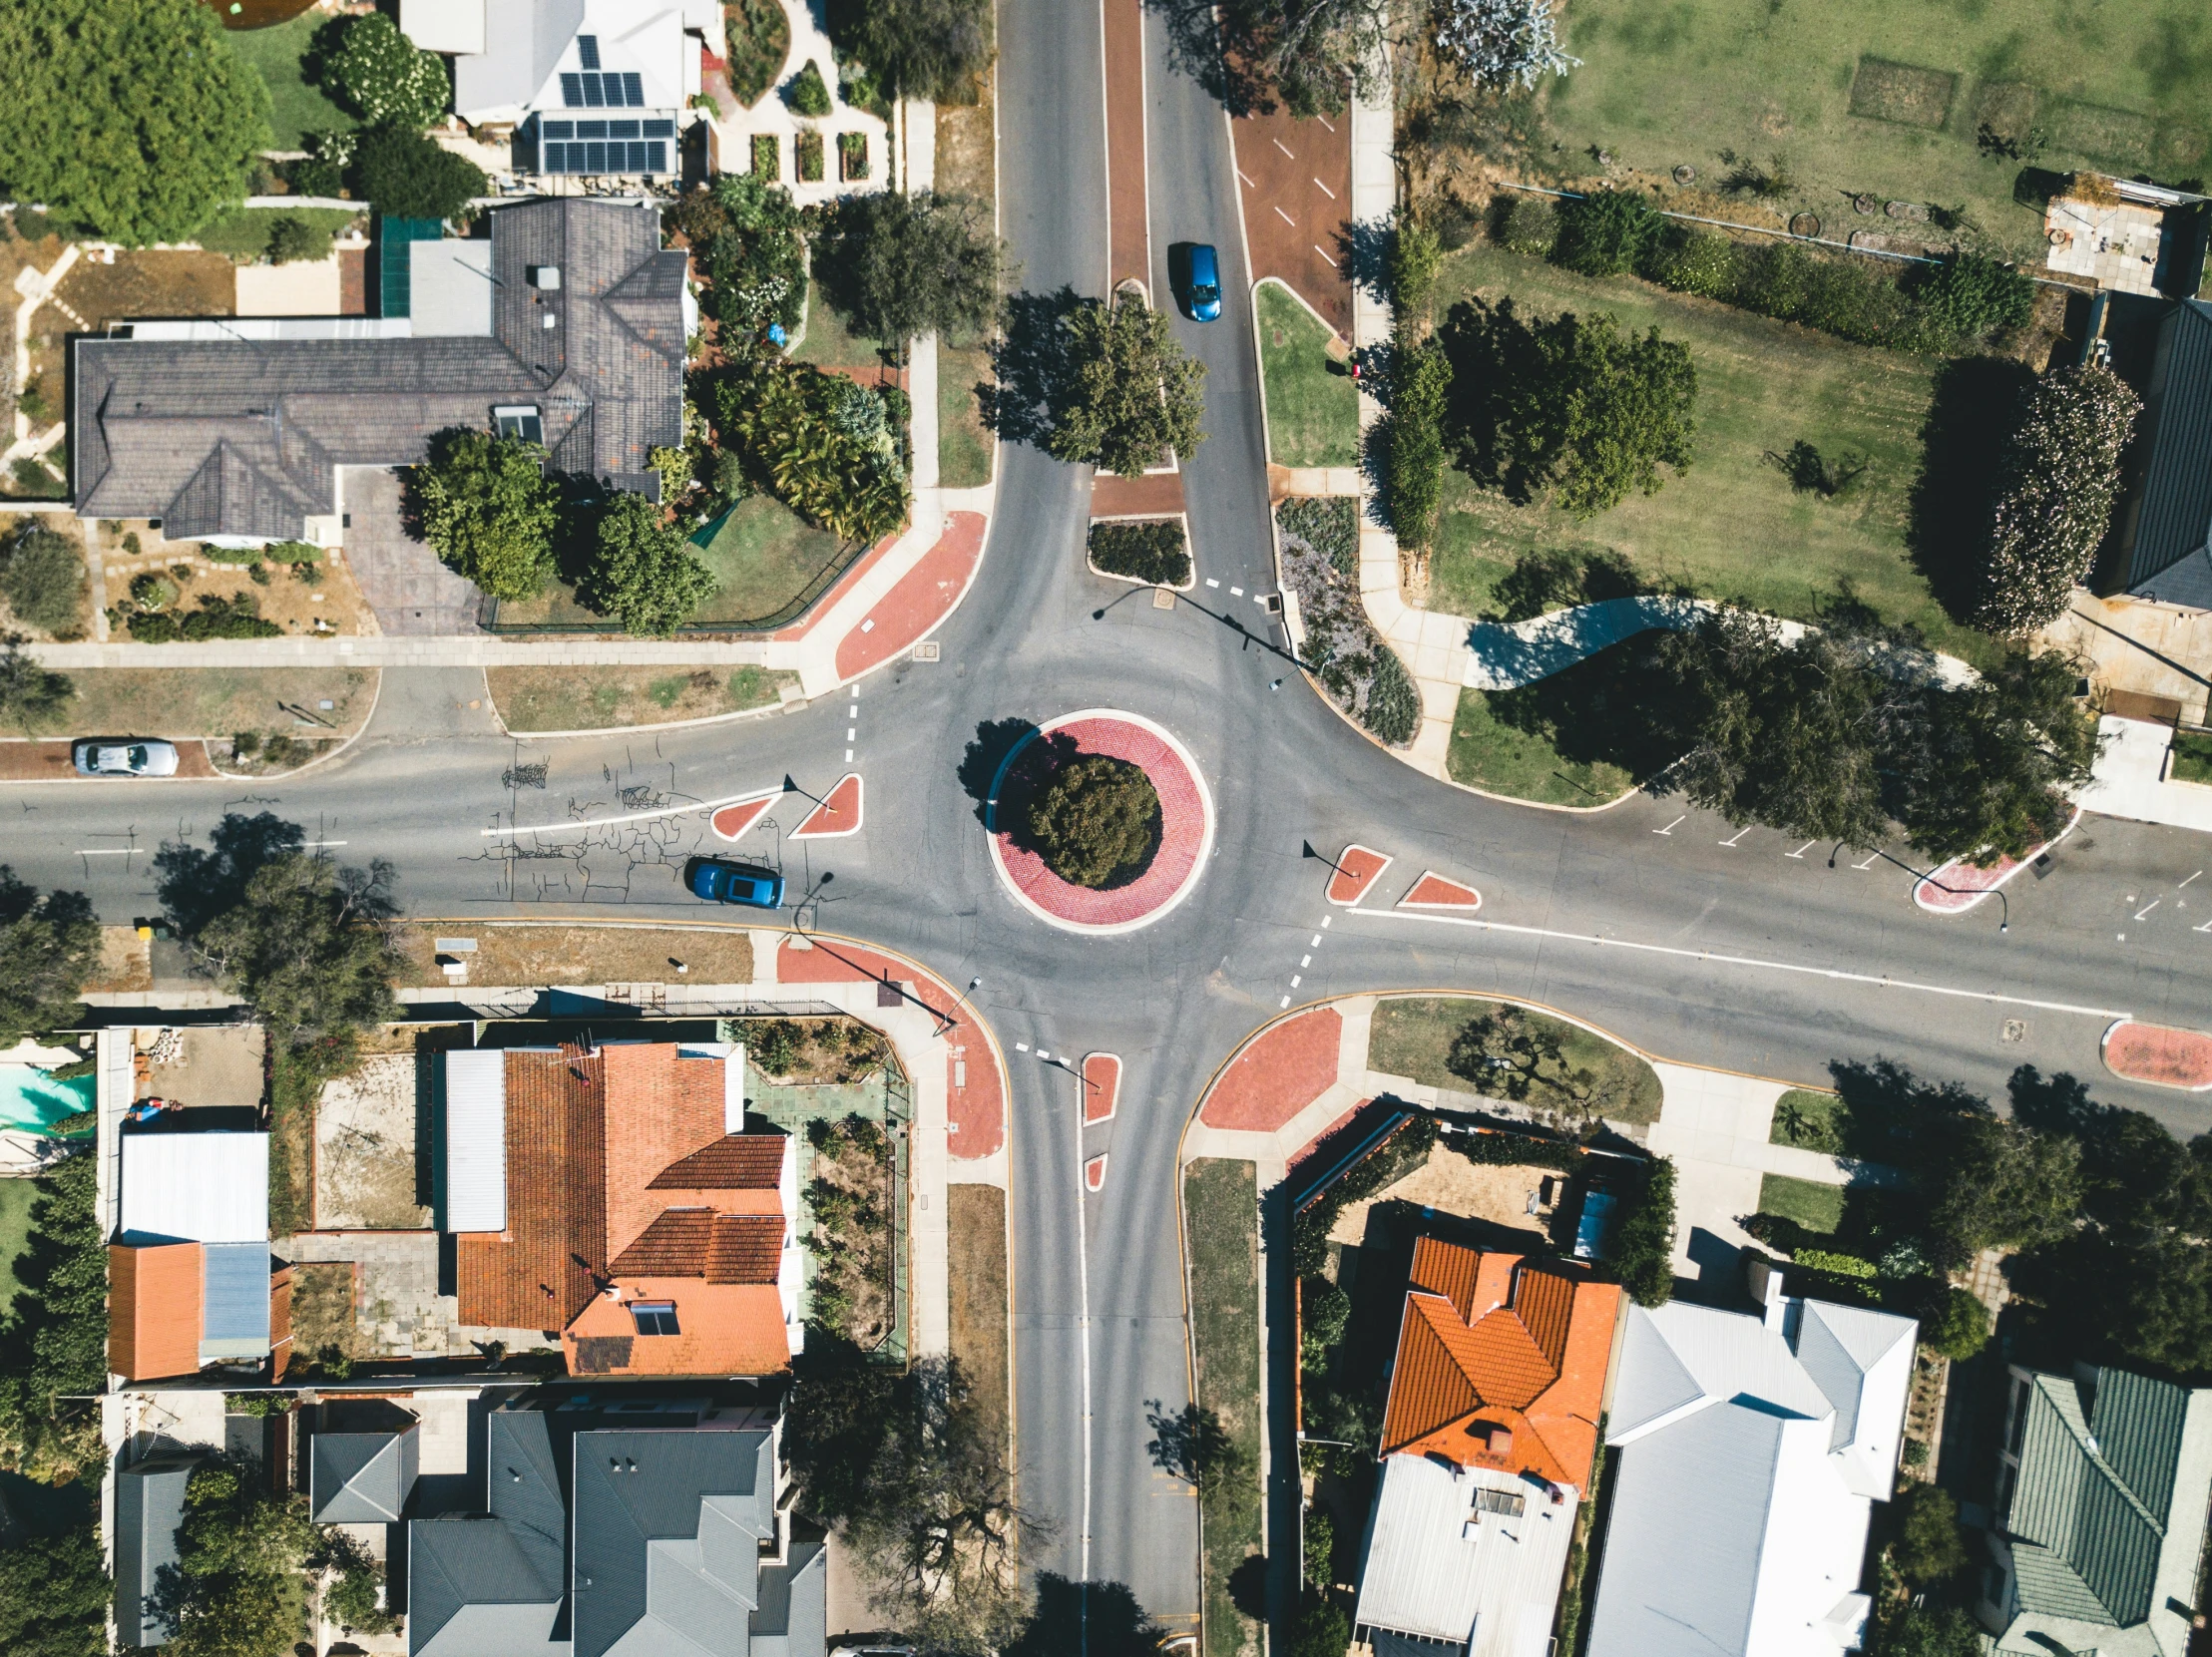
[1255,280,1358,468]
[1427,241,2006,669]
[1542,0,2212,260]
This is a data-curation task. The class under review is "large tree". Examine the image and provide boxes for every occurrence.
[196,854,401,1048]
[1434,0,1579,90]
[0,1151,106,1488]
[823,0,994,104]
[813,191,1004,345]
[0,870,97,1043]
[413,428,560,601]
[326,11,449,129]
[1217,0,1391,117]
[1971,364,2139,635]
[0,1521,107,1657]
[1893,646,2096,862]
[352,123,486,221]
[1442,298,1696,518]
[0,0,268,245]
[1047,295,1207,477]
[579,492,717,637]
[712,358,909,545]
[0,635,72,728]
[158,1462,313,1657]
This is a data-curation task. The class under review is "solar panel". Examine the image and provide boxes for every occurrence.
[577,35,601,70]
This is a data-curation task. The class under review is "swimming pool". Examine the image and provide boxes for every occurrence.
[0,1068,95,1132]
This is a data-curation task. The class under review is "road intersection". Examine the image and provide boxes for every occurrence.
[15,0,2212,1636]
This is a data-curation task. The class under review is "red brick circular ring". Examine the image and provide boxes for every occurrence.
[2102,1019,2212,1091]
[986,709,1216,935]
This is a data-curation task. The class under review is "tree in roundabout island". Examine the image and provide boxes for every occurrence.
[1023,754,1161,889]
[412,428,560,601]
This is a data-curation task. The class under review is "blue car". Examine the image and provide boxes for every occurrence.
[1187,243,1221,321]
[685,857,785,910]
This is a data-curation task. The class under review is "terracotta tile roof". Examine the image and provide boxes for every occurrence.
[703,1214,783,1285]
[608,1210,784,1286]
[563,1277,792,1377]
[649,1134,784,1190]
[110,1241,203,1382]
[1376,1238,1623,1490]
[601,1044,727,1260]
[457,1047,607,1331]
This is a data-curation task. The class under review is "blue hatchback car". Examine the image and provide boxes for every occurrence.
[685,857,785,910]
[1187,243,1221,321]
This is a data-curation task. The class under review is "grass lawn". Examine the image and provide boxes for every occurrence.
[1368,995,1662,1124]
[1184,1158,1262,1657]
[195,207,361,258]
[794,294,889,372]
[2173,730,2212,786]
[690,495,852,624]
[225,12,359,152]
[1542,0,2212,262]
[1768,1088,1849,1153]
[0,667,375,738]
[939,339,995,488]
[1256,281,1356,468]
[1448,683,1636,806]
[1429,243,2001,670]
[485,664,795,732]
[1757,1172,1848,1234]
[0,1175,38,1313]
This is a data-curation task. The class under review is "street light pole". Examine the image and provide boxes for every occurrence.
[1831,842,2009,932]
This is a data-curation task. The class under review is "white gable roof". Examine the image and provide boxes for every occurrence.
[119,1132,268,1244]
[455,0,691,126]
[1354,1456,1576,1657]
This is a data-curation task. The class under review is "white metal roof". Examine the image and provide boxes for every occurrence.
[118,1132,267,1244]
[444,1050,508,1234]
[455,0,689,126]
[400,0,487,55]
[411,241,497,338]
[1354,1455,1575,1656]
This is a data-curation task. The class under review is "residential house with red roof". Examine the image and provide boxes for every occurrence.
[442,1039,799,1378]
[1352,1237,1624,1657]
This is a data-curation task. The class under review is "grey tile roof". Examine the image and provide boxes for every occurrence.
[115,1455,197,1648]
[409,1515,565,1657]
[73,198,685,542]
[750,1541,827,1657]
[2119,300,2212,592]
[312,1426,420,1523]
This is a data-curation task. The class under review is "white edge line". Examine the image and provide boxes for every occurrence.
[1347,905,2133,1022]
[485,786,781,837]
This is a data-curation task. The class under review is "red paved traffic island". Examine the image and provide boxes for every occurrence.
[2103,1021,2212,1091]
[791,773,862,839]
[1399,870,1480,910]
[709,794,776,842]
[1915,811,2078,913]
[1083,1052,1121,1124]
[1327,845,1391,906]
[987,710,1215,935]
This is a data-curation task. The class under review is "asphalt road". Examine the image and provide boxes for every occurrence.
[14,2,2212,1639]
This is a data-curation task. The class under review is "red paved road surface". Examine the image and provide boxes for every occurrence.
[1401,871,1480,909]
[833,512,986,677]
[2104,1022,2212,1090]
[1104,0,1149,292]
[1199,1007,1343,1130]
[792,773,862,839]
[1328,845,1390,905]
[1231,104,1352,336]
[1083,1052,1121,1124]
[995,717,1207,927]
[775,937,1007,1156]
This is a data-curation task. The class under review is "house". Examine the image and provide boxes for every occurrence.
[406,1393,823,1657]
[311,1422,422,1523]
[444,1039,802,1377]
[115,1453,198,1646]
[1582,1261,1916,1657]
[72,197,689,547]
[1976,1362,2212,1657]
[1350,1238,1623,1657]
[2097,299,2212,609]
[109,1129,289,1382]
[443,0,727,177]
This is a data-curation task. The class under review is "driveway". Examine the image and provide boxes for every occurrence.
[341,466,486,635]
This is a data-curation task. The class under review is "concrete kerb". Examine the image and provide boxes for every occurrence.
[982,708,1217,937]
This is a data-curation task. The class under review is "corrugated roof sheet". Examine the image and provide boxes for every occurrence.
[115,1457,197,1647]
[119,1131,268,1244]
[109,1241,203,1382]
[2123,300,2212,591]
[201,1240,271,1353]
[444,1048,508,1233]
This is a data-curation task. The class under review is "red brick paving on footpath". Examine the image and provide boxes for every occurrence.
[1198,1007,1343,1130]
[833,512,986,677]
[995,718,1206,926]
[775,938,1007,1156]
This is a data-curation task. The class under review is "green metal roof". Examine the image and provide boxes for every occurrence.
[2002,1368,2191,1626]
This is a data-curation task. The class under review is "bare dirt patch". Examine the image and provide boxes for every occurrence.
[0,666,376,742]
[1325,1140,1561,1249]
[57,250,234,330]
[948,1184,1009,1451]
[745,1016,896,1084]
[936,74,996,206]
[806,1115,898,1347]
[99,526,378,639]
[147,1025,265,1110]
[290,1262,361,1372]
[314,1053,432,1230]
[392,923,756,989]
[87,927,153,994]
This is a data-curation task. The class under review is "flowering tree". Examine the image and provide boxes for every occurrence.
[330,11,449,129]
[1972,364,2140,635]
[1435,0,1579,89]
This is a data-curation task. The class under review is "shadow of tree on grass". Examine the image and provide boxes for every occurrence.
[1905,355,2035,625]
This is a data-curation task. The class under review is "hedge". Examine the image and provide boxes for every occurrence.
[1292,1113,1439,1275]
[205,542,317,567]
[1088,519,1191,587]
[1610,1156,1676,1307]
[125,596,282,641]
[1455,1126,1583,1170]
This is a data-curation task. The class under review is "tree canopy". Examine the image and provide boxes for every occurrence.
[0,635,73,727]
[1023,755,1160,888]
[157,1462,313,1657]
[1612,1157,1676,1307]
[196,853,401,1049]
[823,0,994,104]
[1048,296,1207,477]
[0,870,98,1043]
[1435,0,1579,90]
[352,123,485,221]
[0,528,87,636]
[0,0,268,244]
[1892,647,2097,861]
[711,357,909,545]
[0,1520,107,1657]
[1441,297,1696,518]
[0,1150,106,1488]
[413,428,560,601]
[578,492,717,637]
[813,191,1004,346]
[1216,0,1391,117]
[326,11,449,128]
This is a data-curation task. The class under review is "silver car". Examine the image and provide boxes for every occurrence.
[72,738,180,778]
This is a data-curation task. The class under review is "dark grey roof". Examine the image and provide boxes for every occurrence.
[750,1542,827,1657]
[409,1515,565,1657]
[115,1455,197,1648]
[488,1406,572,1599]
[312,1426,420,1523]
[73,198,686,541]
[2117,299,2212,592]
[571,1428,776,1657]
[2002,1366,2194,1624]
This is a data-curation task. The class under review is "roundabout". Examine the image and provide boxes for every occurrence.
[985,708,1215,935]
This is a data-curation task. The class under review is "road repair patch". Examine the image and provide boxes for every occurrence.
[791,773,862,839]
[1083,1052,1121,1124]
[1398,871,1481,910]
[1327,845,1391,906]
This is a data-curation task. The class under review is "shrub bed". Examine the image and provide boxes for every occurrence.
[1087,519,1191,587]
[122,595,282,642]
[1023,753,1160,889]
[1277,498,1420,747]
